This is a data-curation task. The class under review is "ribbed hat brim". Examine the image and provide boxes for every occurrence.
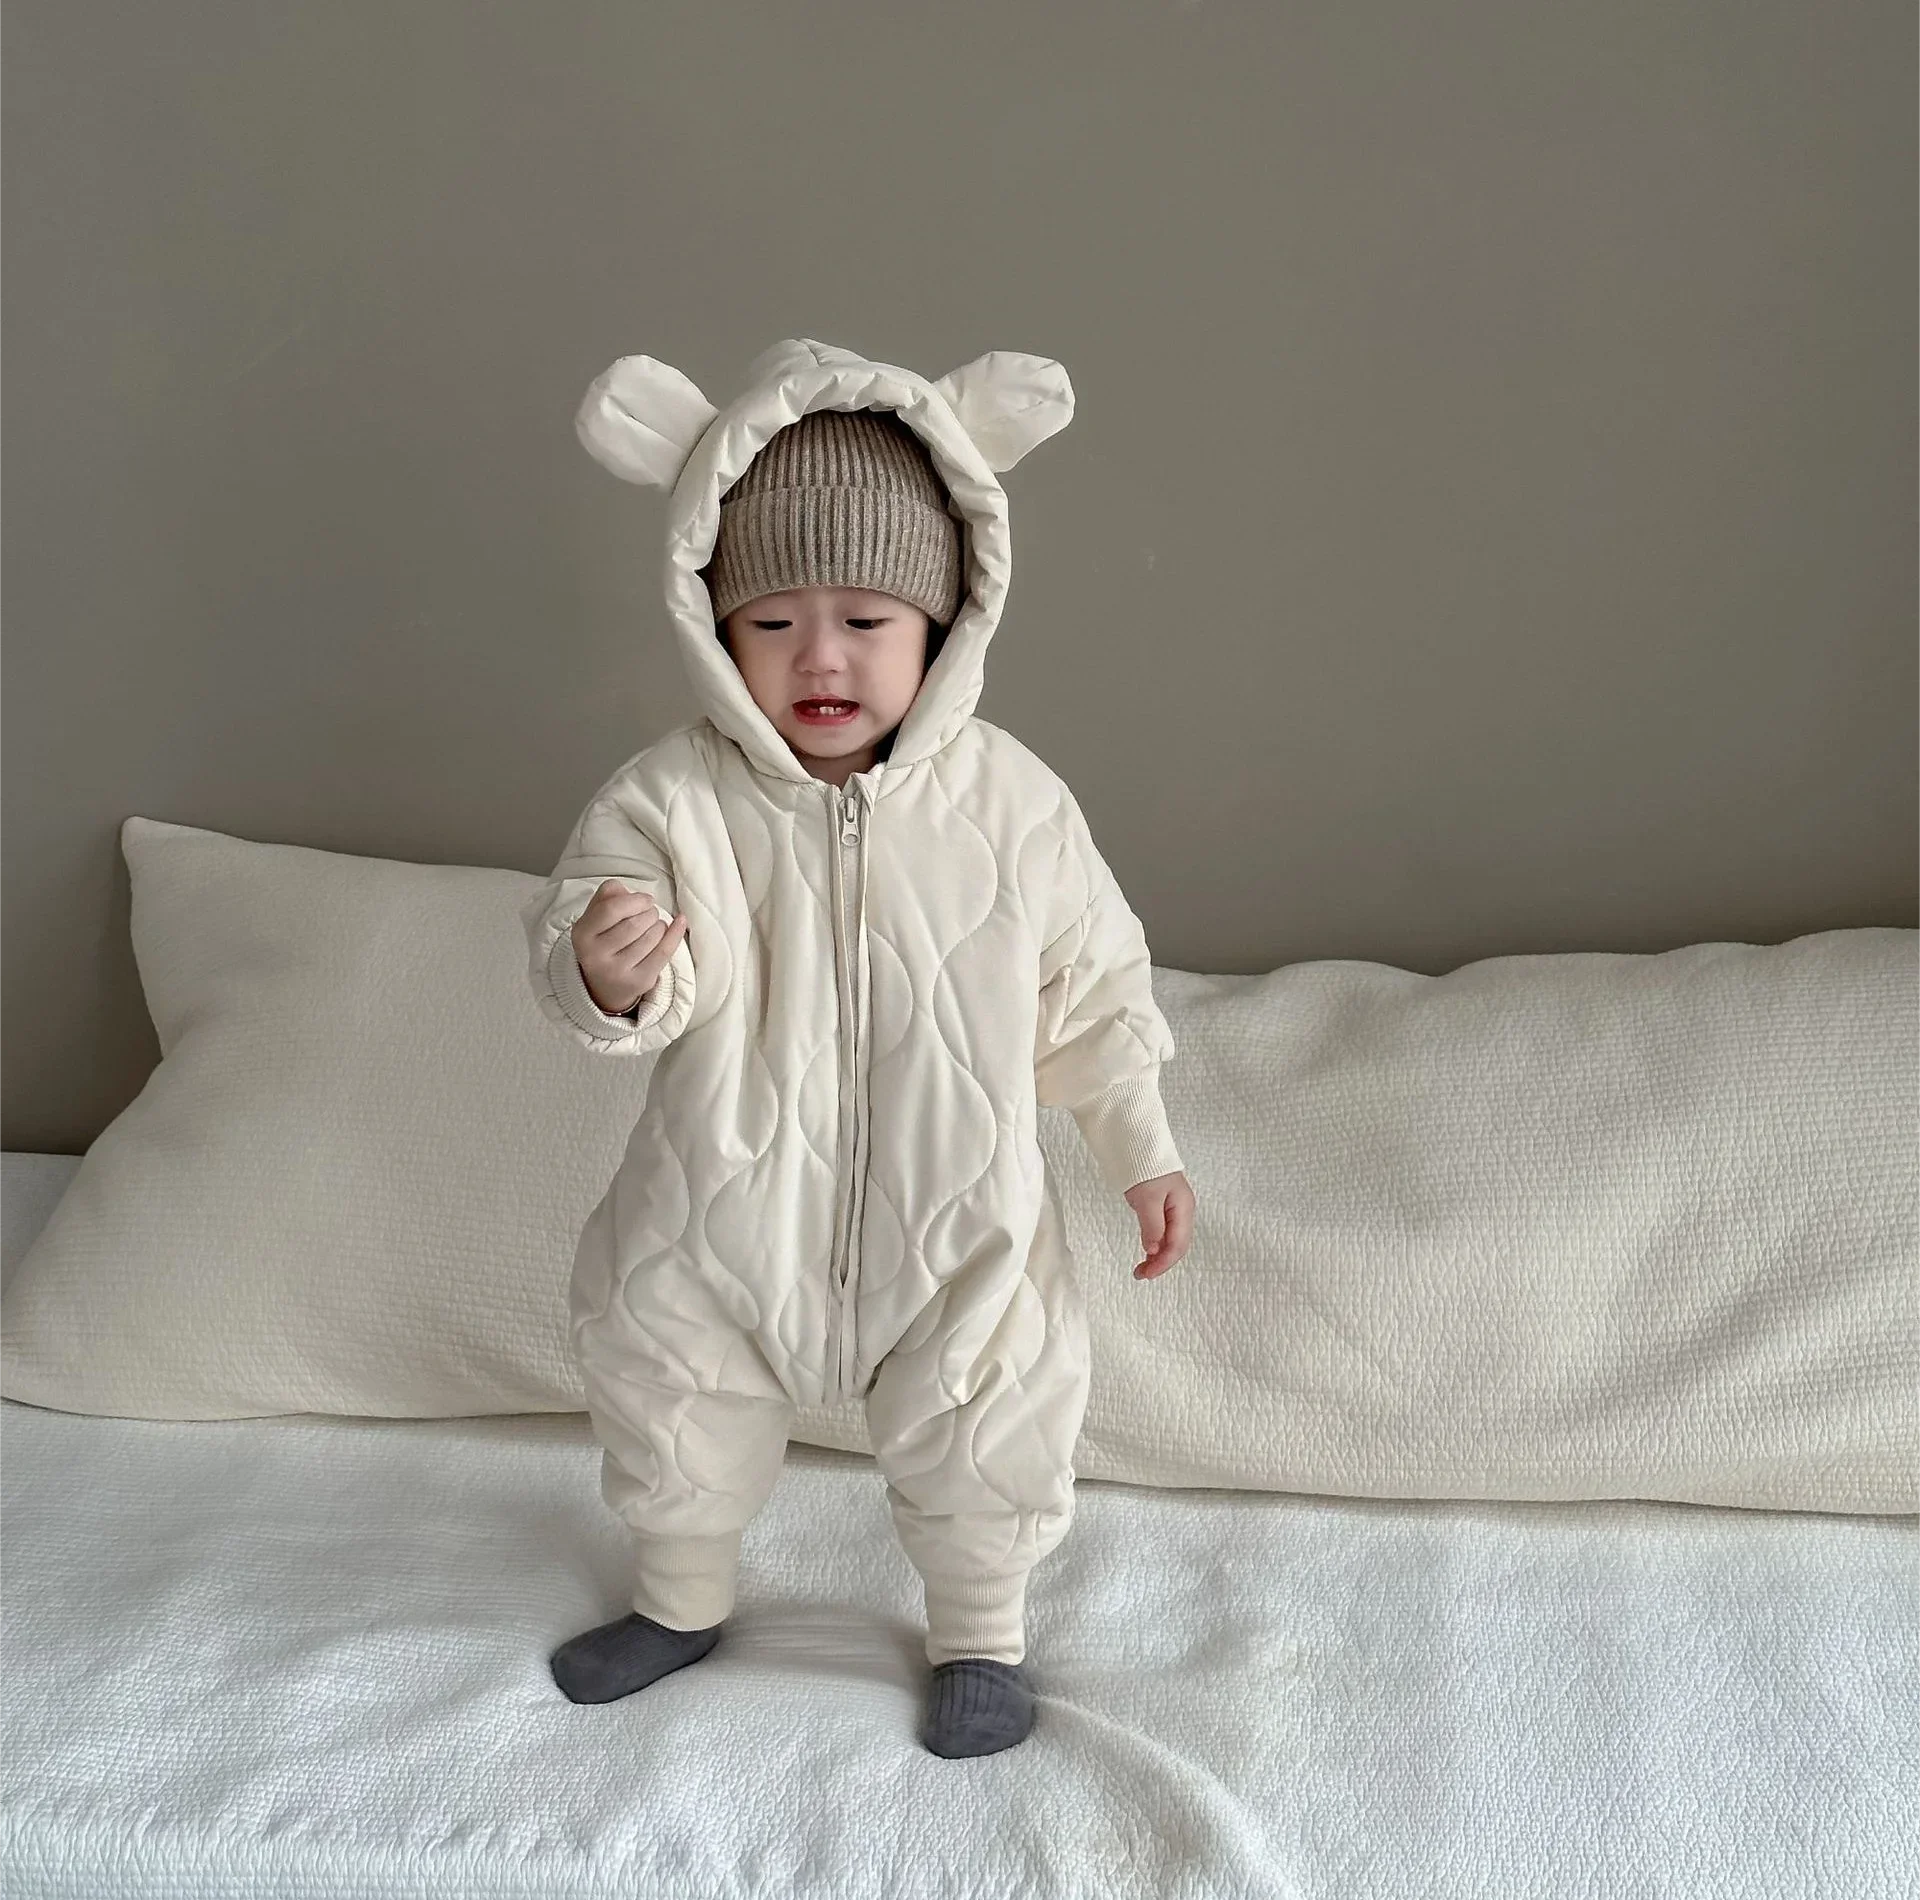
[708,487,962,625]
[704,407,964,625]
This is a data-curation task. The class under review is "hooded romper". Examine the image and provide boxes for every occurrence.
[521,339,1185,1667]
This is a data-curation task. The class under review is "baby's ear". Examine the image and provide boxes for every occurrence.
[575,355,720,488]
[932,350,1075,472]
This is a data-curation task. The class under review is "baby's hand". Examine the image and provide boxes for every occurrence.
[1124,1171,1195,1281]
[571,879,688,1017]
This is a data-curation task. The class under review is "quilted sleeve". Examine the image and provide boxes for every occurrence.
[519,790,695,1057]
[1034,811,1186,1196]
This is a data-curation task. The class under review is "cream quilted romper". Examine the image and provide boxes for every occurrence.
[522,339,1184,1666]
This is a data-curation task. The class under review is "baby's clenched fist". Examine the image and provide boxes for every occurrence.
[571,879,688,1018]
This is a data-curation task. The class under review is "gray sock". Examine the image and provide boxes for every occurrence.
[549,1610,723,1704]
[919,1658,1035,1757]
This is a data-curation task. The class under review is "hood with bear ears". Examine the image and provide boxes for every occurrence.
[574,336,1074,792]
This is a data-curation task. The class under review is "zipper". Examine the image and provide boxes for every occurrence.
[823,770,875,1401]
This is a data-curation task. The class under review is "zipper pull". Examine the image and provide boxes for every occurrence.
[840,786,859,845]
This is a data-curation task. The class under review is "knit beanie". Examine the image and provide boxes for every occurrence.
[703,407,963,627]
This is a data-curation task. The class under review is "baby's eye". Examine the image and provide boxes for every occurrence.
[847,619,881,630]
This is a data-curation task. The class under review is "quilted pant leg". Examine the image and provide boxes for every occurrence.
[862,1186,1091,1667]
[571,1202,797,1631]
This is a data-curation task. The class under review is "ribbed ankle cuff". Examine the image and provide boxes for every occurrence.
[922,1568,1031,1667]
[631,1529,744,1630]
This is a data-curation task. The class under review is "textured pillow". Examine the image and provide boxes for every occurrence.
[4,818,621,1417]
[3,815,1914,1514]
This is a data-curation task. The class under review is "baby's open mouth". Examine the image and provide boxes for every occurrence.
[794,698,860,718]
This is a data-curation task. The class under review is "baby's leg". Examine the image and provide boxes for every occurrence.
[557,1250,798,1702]
[863,1190,1090,1754]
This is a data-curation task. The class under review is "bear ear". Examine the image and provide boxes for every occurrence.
[575,355,720,488]
[931,350,1075,472]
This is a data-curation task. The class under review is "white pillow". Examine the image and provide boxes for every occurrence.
[3,815,1913,1513]
[4,818,619,1416]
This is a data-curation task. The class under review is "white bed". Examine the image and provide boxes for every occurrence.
[3,1149,1914,1900]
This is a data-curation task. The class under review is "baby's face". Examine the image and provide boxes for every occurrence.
[719,585,930,785]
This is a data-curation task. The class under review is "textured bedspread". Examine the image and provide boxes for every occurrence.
[2,1390,1913,1899]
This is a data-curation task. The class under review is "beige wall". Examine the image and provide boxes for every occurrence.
[4,2,1914,1151]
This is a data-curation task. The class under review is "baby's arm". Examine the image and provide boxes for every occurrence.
[1034,794,1185,1196]
[520,784,695,1057]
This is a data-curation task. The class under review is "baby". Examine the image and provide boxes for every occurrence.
[521,339,1196,1758]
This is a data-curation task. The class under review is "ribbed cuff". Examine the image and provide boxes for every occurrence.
[630,1529,743,1630]
[1069,1069,1185,1195]
[548,928,676,1043]
[922,1568,1031,1667]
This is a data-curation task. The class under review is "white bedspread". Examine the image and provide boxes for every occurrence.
[2,1155,1915,1899]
